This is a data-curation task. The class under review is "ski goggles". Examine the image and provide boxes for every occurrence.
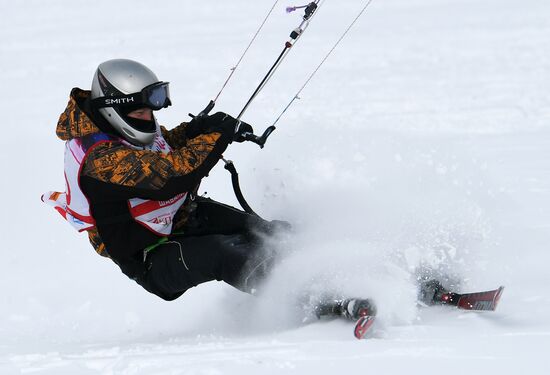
[93,82,171,111]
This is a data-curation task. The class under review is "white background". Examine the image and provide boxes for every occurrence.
[1,0,549,374]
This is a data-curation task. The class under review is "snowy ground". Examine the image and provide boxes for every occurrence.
[1,0,550,374]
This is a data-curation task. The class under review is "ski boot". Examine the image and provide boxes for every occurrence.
[340,298,377,320]
[418,279,451,306]
[315,298,377,321]
[311,297,378,339]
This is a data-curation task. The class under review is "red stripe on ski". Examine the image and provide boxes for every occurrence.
[354,315,375,340]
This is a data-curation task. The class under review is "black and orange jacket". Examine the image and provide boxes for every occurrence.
[56,88,234,263]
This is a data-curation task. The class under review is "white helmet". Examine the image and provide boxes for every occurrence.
[91,59,171,146]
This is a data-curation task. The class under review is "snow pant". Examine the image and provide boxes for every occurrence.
[132,197,289,301]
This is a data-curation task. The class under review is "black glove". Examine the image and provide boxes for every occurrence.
[184,112,222,139]
[186,112,253,142]
[233,120,254,143]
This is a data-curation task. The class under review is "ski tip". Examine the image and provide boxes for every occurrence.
[492,286,505,311]
[354,315,376,340]
[456,285,505,311]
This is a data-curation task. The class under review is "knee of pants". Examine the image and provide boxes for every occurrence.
[175,234,265,288]
[236,251,279,293]
[139,243,204,300]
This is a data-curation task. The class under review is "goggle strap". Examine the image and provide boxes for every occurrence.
[92,82,171,110]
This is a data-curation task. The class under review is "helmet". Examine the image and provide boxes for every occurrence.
[91,59,171,146]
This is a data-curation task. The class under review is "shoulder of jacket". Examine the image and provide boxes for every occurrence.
[81,138,126,165]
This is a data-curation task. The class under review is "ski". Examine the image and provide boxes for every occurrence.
[315,285,503,340]
[346,299,377,340]
[313,297,377,339]
[440,285,504,311]
[353,285,504,340]
[354,315,376,339]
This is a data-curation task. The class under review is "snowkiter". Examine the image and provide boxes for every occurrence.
[41,56,501,341]
[42,58,287,301]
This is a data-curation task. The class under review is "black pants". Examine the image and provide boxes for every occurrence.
[134,198,288,301]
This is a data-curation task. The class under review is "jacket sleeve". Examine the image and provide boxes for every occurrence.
[81,130,232,201]
[160,123,189,150]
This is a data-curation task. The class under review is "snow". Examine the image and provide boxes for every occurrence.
[1,0,549,373]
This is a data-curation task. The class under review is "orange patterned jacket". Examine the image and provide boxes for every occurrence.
[55,88,233,261]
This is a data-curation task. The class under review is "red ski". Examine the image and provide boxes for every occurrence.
[440,286,504,311]
[314,298,377,340]
[354,315,376,339]
[353,286,504,340]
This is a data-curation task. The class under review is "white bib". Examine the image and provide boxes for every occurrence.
[43,130,187,236]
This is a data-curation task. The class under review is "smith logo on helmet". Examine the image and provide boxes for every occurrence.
[104,97,135,105]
